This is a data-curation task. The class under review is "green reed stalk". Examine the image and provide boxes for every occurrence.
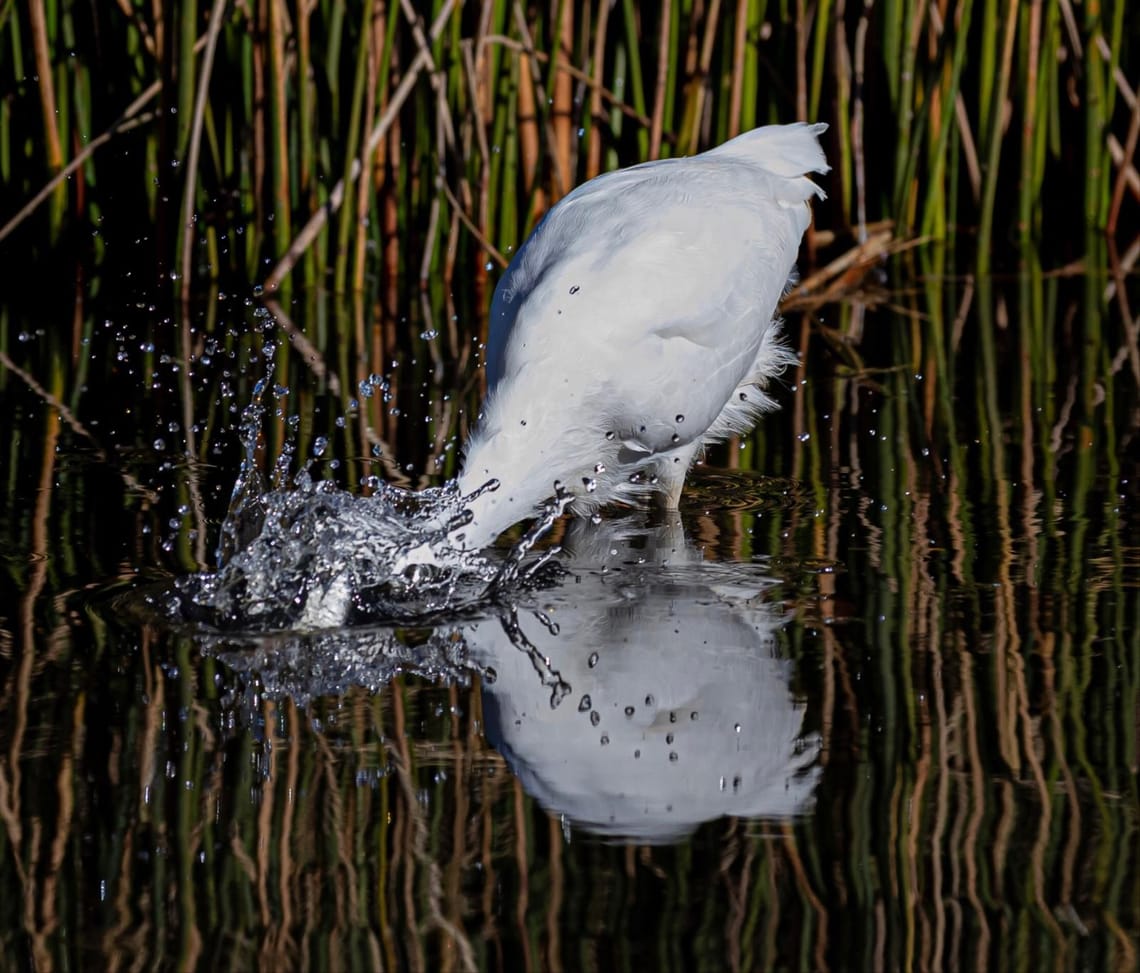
[177,0,197,159]
[353,5,380,295]
[607,41,628,170]
[0,17,22,184]
[334,0,374,293]
[807,0,831,122]
[297,1,317,290]
[880,0,901,102]
[27,0,64,229]
[976,0,1018,274]
[661,2,680,156]
[646,3,668,157]
[1017,0,1043,252]
[920,0,974,241]
[620,0,649,157]
[974,279,1001,506]
[739,0,765,132]
[242,15,264,282]
[890,0,924,229]
[829,4,851,221]
[676,0,718,156]
[269,0,292,289]
[542,0,571,196]
[977,0,998,140]
[496,55,520,255]
[325,0,347,130]
[1082,1,1115,233]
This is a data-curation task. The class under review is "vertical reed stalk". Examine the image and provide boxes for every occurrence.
[585,0,610,179]
[649,0,671,159]
[516,51,542,208]
[808,0,832,123]
[176,0,197,158]
[334,0,374,293]
[920,0,974,240]
[1017,0,1042,252]
[297,0,317,288]
[268,0,292,291]
[620,0,649,156]
[179,0,228,307]
[976,0,1018,273]
[551,0,575,199]
[27,0,64,219]
[354,2,382,294]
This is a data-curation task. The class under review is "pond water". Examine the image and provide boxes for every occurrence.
[1,257,1138,970]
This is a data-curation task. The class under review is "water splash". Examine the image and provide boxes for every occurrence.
[163,361,570,632]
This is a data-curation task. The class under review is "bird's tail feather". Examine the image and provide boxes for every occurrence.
[708,122,829,193]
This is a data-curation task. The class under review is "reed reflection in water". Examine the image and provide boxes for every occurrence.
[0,256,1137,970]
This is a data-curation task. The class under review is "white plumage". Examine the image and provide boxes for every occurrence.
[456,122,828,548]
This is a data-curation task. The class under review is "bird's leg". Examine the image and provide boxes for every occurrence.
[661,476,686,510]
[655,441,701,509]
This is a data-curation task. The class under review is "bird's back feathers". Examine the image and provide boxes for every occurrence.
[459,123,828,546]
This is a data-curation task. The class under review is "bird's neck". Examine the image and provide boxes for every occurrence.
[453,424,569,548]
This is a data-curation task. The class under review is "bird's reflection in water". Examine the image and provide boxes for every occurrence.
[202,515,819,844]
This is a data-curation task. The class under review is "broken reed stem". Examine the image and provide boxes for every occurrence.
[482,34,652,127]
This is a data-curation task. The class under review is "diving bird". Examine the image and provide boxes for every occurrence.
[454,122,828,548]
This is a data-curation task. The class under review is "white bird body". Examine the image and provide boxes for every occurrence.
[456,122,828,548]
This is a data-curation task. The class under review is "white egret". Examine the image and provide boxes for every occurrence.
[452,122,828,548]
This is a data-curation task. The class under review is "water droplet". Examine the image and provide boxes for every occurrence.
[675,414,684,423]
[590,711,600,726]
[669,752,678,762]
[644,694,655,706]
[587,652,599,668]
[578,695,592,712]
[600,734,609,746]
[624,705,635,718]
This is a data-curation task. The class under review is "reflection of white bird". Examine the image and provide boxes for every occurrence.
[455,123,828,548]
[469,516,820,842]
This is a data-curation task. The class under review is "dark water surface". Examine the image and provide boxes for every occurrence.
[1,261,1138,970]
